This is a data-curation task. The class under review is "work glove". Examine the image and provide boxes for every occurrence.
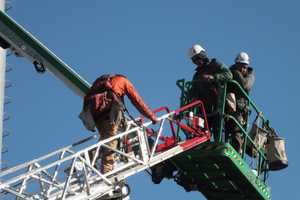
[202,74,214,81]
[151,117,159,125]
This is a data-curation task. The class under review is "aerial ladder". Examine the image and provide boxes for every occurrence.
[0,10,272,200]
[0,9,212,200]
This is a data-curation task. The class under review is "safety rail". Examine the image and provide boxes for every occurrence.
[224,80,269,178]
[228,80,267,121]
[225,115,267,178]
[176,78,270,181]
[0,101,210,200]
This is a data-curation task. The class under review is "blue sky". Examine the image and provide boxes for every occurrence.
[2,1,298,199]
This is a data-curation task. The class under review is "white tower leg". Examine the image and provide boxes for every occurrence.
[0,0,6,172]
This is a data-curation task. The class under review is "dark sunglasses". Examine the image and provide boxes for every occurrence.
[240,64,248,68]
[191,51,208,62]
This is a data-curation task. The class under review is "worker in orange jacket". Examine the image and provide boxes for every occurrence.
[84,74,158,174]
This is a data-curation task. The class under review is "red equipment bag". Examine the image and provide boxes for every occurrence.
[85,74,117,119]
[88,91,114,118]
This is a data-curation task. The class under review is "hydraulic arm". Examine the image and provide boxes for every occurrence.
[0,10,90,97]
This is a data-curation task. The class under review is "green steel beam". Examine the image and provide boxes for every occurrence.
[0,10,90,97]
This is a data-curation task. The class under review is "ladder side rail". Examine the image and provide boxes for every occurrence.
[0,149,75,190]
[1,142,102,190]
[0,148,69,178]
[81,112,174,174]
[14,152,113,199]
[56,104,204,198]
[96,108,201,175]
[1,140,131,199]
[1,149,79,189]
[46,114,175,199]
[0,134,96,179]
[0,114,169,198]
[0,150,85,198]
[0,149,71,196]
[2,187,28,200]
[5,147,109,191]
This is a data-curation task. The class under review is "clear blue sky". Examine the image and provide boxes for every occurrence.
[3,1,298,199]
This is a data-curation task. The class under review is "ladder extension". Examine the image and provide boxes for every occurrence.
[0,101,211,200]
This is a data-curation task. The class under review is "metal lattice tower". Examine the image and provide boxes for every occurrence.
[0,0,6,172]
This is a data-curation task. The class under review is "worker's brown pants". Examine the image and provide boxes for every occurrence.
[96,118,119,174]
[225,113,247,154]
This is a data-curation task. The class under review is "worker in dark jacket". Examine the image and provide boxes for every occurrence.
[188,44,232,138]
[83,74,158,173]
[226,52,255,154]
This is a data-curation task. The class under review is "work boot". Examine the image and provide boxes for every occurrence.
[150,164,164,184]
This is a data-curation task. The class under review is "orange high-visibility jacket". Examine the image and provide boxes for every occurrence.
[86,74,156,122]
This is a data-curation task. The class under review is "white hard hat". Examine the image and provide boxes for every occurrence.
[188,44,206,58]
[235,52,250,65]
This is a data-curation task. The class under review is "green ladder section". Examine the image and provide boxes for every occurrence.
[0,10,90,97]
[172,143,271,200]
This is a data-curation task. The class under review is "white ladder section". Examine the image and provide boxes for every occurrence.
[0,103,211,200]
